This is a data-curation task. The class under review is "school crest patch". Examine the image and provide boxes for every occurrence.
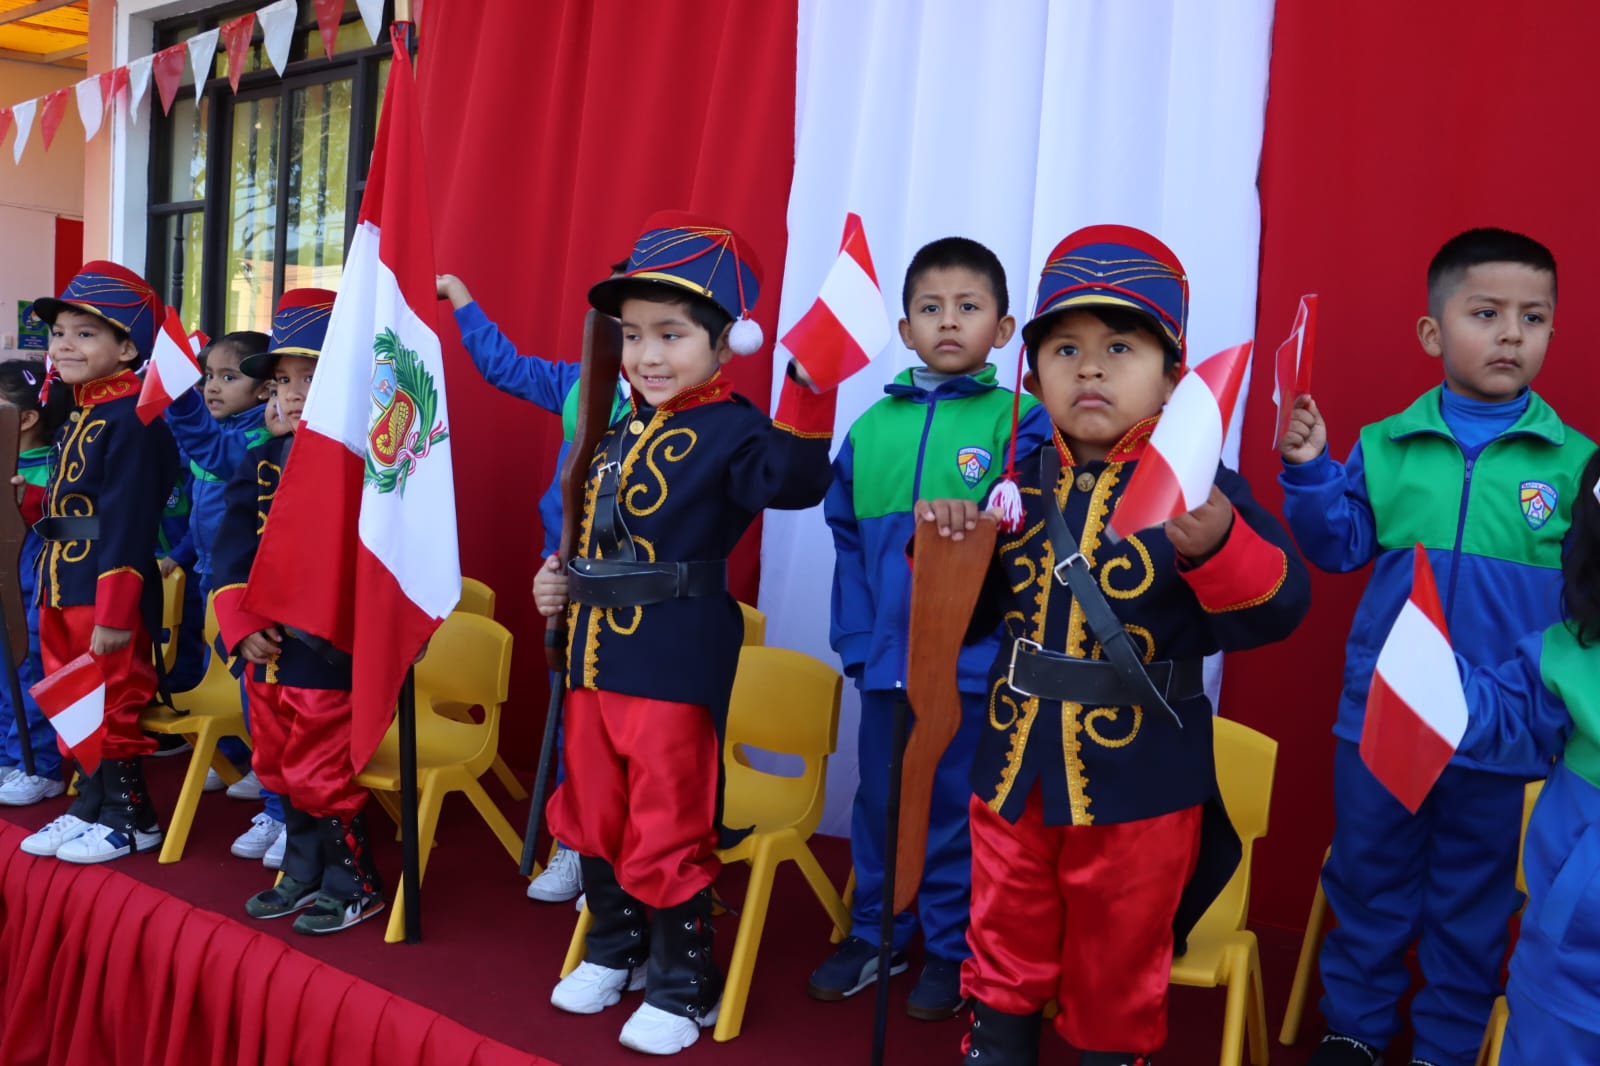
[957,446,992,488]
[1520,479,1557,530]
[364,328,448,497]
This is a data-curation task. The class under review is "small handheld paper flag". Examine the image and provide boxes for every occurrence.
[1106,341,1252,541]
[1360,545,1467,813]
[779,212,891,392]
[1272,294,1317,451]
[137,306,204,424]
[31,653,105,776]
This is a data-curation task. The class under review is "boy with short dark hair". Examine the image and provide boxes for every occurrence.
[534,211,837,1055]
[1280,227,1597,1066]
[922,225,1309,1063]
[18,262,181,863]
[211,289,386,936]
[809,236,1048,1018]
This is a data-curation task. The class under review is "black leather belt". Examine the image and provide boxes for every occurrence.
[34,515,99,542]
[284,626,353,670]
[1006,639,1204,707]
[567,557,727,608]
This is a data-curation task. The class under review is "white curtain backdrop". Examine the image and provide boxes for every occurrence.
[762,0,1278,835]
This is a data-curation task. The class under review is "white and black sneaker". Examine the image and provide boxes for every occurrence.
[19,814,95,857]
[551,961,647,1014]
[56,822,163,864]
[1309,1032,1381,1066]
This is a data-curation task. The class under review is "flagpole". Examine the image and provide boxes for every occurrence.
[392,0,423,946]
[0,406,35,778]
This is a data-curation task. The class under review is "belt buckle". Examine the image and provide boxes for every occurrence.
[1006,638,1042,695]
[1052,551,1085,585]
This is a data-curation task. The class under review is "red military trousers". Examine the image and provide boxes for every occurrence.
[245,679,366,819]
[41,605,156,761]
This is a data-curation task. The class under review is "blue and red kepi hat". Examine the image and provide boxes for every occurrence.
[1021,224,1189,369]
[588,210,767,355]
[241,288,337,378]
[31,260,163,364]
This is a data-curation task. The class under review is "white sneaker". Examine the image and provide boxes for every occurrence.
[204,769,226,792]
[0,766,20,786]
[56,822,163,864]
[263,827,287,870]
[231,812,285,860]
[551,961,645,1014]
[528,847,584,902]
[0,772,66,806]
[20,813,94,857]
[226,770,263,801]
[617,1000,720,1055]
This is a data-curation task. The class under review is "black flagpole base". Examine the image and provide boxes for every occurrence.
[398,666,422,943]
[870,694,910,1066]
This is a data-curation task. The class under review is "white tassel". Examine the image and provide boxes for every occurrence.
[728,316,764,356]
[986,477,1024,533]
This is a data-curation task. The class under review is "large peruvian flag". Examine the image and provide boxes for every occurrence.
[1360,545,1467,813]
[241,27,459,769]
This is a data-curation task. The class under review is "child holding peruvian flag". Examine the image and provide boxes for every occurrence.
[918,225,1309,1064]
[1456,451,1600,1065]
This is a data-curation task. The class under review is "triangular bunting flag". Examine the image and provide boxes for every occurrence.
[188,28,220,104]
[126,55,154,125]
[105,66,129,109]
[11,98,36,164]
[75,76,104,142]
[138,307,204,424]
[779,212,891,392]
[38,88,70,152]
[1272,294,1318,451]
[219,14,257,93]
[31,653,106,776]
[0,109,12,150]
[257,0,299,77]
[313,0,344,59]
[1360,545,1467,813]
[356,0,384,44]
[1106,341,1253,540]
[152,42,189,116]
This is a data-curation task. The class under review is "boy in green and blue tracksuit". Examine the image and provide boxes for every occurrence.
[1278,228,1598,1066]
[810,237,1049,1020]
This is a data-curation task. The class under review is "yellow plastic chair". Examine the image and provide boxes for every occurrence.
[356,610,522,944]
[456,576,496,618]
[139,595,251,863]
[1283,778,1546,1049]
[1169,716,1278,1066]
[434,576,525,802]
[560,645,851,1041]
[1476,778,1543,1066]
[739,601,766,646]
[152,566,186,675]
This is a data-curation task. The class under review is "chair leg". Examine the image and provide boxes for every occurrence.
[1477,996,1507,1066]
[1279,866,1329,1046]
[830,867,856,944]
[208,745,245,786]
[792,839,851,940]
[158,723,215,864]
[488,755,528,801]
[561,901,595,978]
[1246,936,1270,1066]
[383,775,446,944]
[1218,943,1249,1066]
[713,840,780,1043]
[460,776,526,867]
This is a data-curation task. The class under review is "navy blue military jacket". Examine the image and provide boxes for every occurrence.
[565,371,834,713]
[37,371,180,633]
[970,419,1311,829]
[211,434,351,690]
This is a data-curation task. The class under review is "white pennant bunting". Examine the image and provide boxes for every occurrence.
[11,98,35,164]
[126,55,154,125]
[257,0,298,77]
[356,0,384,44]
[74,76,103,142]
[187,28,220,104]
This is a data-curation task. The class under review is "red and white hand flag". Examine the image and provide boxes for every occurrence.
[31,653,105,776]
[1107,341,1252,541]
[240,28,459,770]
[779,212,891,391]
[137,306,205,424]
[1360,545,1467,813]
[1271,294,1317,451]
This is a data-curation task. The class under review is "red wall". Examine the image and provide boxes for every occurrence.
[1234,0,1600,929]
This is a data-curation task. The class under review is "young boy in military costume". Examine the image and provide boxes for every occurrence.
[211,289,385,936]
[18,262,181,864]
[535,211,838,1054]
[920,226,1310,1064]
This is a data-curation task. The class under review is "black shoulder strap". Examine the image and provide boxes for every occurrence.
[1040,447,1182,728]
[587,423,637,562]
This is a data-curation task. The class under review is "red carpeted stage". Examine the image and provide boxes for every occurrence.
[0,754,1355,1066]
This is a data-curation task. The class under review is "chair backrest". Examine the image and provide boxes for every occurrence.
[456,576,496,619]
[739,601,766,646]
[413,611,514,771]
[721,645,842,840]
[156,567,186,672]
[1200,716,1279,933]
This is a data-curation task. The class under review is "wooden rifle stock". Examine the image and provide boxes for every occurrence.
[0,406,26,670]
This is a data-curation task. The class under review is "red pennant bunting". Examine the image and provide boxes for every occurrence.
[38,88,70,151]
[219,13,257,93]
[106,66,129,107]
[313,0,344,59]
[151,42,188,116]
[0,109,13,148]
